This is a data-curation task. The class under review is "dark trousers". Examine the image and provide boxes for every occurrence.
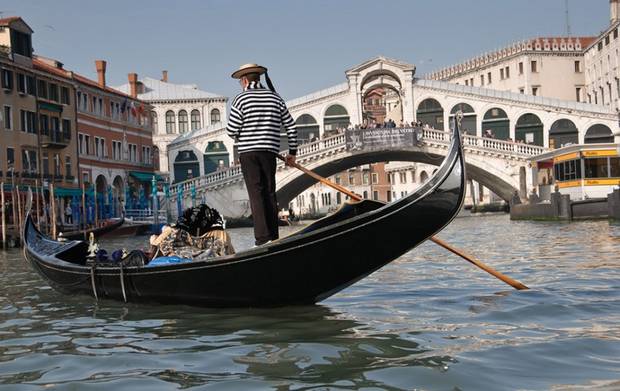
[239,151,279,245]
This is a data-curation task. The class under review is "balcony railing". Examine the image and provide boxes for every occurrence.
[40,131,70,149]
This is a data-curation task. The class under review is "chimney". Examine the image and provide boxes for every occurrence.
[161,70,168,82]
[128,73,138,98]
[95,60,107,87]
[612,0,620,24]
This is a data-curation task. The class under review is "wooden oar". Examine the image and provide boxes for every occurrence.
[277,154,528,290]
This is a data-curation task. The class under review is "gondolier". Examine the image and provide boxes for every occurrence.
[226,63,297,246]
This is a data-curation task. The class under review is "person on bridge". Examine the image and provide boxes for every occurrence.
[226,63,298,246]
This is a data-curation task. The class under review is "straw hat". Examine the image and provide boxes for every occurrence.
[231,63,267,79]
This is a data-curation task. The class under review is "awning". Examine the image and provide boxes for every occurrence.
[129,171,163,182]
[38,102,63,113]
[53,187,92,197]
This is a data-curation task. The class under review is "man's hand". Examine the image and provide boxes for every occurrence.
[285,154,296,167]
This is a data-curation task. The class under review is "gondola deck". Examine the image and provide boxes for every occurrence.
[23,123,466,307]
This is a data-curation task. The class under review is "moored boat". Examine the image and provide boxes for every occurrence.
[61,217,125,241]
[23,122,465,307]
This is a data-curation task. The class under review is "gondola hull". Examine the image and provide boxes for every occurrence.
[24,125,465,307]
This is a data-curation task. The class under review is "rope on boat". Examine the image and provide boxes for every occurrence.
[119,264,127,303]
[90,264,98,301]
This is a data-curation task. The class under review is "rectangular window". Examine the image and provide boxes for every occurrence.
[85,135,91,155]
[53,153,61,176]
[1,69,13,90]
[480,75,485,86]
[92,96,97,113]
[349,174,355,185]
[49,83,59,102]
[17,73,25,93]
[386,191,391,202]
[400,172,407,184]
[27,111,36,133]
[42,153,49,175]
[576,87,582,102]
[20,109,26,132]
[61,87,70,104]
[98,98,103,115]
[51,117,60,135]
[373,191,378,200]
[610,157,620,177]
[39,114,49,136]
[469,78,473,86]
[531,61,538,73]
[26,75,35,95]
[3,106,12,130]
[518,62,524,74]
[37,80,47,99]
[363,172,370,185]
[606,35,610,45]
[62,119,71,139]
[65,156,72,177]
[465,79,469,86]
[505,66,510,78]
[487,72,492,84]
[574,61,581,73]
[585,158,610,178]
[615,29,619,39]
[335,175,341,185]
[532,87,539,96]
[83,172,90,185]
[500,68,504,80]
[22,150,37,173]
[371,173,378,184]
[6,147,14,168]
[598,42,603,51]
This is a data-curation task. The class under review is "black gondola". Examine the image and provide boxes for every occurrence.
[61,217,125,241]
[23,122,466,308]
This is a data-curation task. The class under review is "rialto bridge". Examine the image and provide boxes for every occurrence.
[165,56,618,218]
[168,128,547,219]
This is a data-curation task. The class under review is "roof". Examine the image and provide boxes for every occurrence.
[0,16,34,33]
[427,36,596,80]
[32,56,147,101]
[114,77,225,101]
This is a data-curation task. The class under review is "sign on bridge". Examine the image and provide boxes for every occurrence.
[345,127,422,151]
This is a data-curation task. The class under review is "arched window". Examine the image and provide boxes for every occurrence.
[549,119,578,149]
[295,114,320,144]
[165,110,176,134]
[416,99,444,130]
[150,111,158,128]
[211,109,221,124]
[449,103,476,135]
[323,104,350,136]
[584,124,614,144]
[191,109,201,130]
[178,110,188,133]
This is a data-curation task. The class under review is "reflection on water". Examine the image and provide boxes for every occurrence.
[1,215,619,390]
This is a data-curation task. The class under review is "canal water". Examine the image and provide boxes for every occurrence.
[0,214,619,390]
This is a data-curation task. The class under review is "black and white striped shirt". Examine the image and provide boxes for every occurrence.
[226,81,297,156]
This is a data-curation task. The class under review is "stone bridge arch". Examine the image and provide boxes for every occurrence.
[274,148,519,207]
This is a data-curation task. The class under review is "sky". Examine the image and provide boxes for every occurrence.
[0,0,610,101]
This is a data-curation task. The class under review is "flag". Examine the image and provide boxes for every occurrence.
[130,101,137,117]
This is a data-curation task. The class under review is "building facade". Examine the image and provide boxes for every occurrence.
[584,1,620,110]
[426,37,594,102]
[0,17,79,226]
[114,72,227,177]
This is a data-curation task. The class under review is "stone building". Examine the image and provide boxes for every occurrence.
[114,72,227,177]
[0,17,79,224]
